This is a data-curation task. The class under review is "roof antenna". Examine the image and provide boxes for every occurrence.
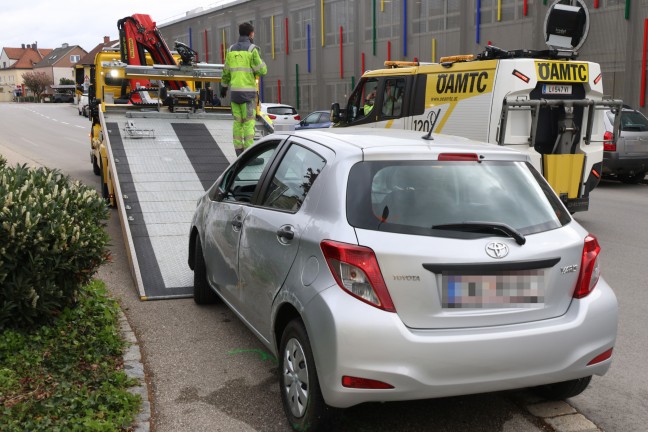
[422,127,434,140]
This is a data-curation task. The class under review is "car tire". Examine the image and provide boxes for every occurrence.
[619,172,646,184]
[92,155,101,176]
[193,237,219,305]
[279,319,333,431]
[78,108,82,116]
[533,376,592,400]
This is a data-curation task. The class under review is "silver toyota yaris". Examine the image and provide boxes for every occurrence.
[188,128,618,431]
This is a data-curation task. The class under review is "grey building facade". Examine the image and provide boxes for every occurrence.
[158,0,648,115]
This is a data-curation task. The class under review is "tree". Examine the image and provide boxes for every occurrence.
[59,77,74,85]
[21,71,52,102]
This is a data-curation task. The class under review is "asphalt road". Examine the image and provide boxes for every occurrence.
[1,102,646,431]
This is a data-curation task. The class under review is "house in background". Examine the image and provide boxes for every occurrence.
[76,36,118,93]
[34,43,87,93]
[0,43,52,102]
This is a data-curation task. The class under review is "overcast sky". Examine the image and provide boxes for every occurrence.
[0,1,234,52]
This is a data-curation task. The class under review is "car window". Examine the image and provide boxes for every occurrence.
[268,106,297,115]
[218,145,279,203]
[347,161,570,237]
[382,78,405,117]
[318,112,330,123]
[620,111,648,132]
[304,112,320,123]
[261,144,326,212]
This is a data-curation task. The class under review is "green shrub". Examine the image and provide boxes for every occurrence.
[0,161,110,328]
[0,280,141,431]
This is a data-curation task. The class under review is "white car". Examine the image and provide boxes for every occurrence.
[78,93,89,117]
[189,127,618,431]
[260,103,300,128]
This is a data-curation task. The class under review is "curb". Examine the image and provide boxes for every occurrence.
[512,390,602,432]
[118,311,152,432]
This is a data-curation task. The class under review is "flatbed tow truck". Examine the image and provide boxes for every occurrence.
[86,14,272,299]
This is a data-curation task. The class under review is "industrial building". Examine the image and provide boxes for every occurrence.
[159,0,648,115]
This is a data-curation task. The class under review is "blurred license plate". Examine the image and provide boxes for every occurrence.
[542,84,572,95]
[442,272,545,309]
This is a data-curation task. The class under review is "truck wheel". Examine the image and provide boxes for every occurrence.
[92,155,101,176]
[279,319,332,431]
[99,160,109,201]
[193,237,219,305]
[533,376,592,400]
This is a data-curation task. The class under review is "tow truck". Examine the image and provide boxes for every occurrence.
[82,14,272,300]
[331,0,622,213]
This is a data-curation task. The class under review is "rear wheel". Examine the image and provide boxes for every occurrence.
[533,376,592,400]
[619,172,646,184]
[193,237,219,304]
[279,319,331,431]
[92,155,101,176]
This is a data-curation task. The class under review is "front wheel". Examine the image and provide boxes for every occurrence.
[193,236,219,305]
[533,376,592,400]
[279,319,331,431]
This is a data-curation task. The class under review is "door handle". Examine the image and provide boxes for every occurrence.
[276,226,295,241]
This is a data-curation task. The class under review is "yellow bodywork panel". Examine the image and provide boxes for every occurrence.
[543,154,585,199]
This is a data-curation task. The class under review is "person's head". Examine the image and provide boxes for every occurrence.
[239,22,255,38]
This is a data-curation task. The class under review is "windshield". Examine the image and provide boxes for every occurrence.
[347,160,570,237]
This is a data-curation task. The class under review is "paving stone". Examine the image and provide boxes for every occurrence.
[123,344,142,362]
[544,414,599,432]
[527,401,577,418]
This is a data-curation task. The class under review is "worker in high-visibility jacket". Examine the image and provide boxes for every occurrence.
[221,22,268,155]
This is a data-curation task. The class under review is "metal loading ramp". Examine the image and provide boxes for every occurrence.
[103,110,236,299]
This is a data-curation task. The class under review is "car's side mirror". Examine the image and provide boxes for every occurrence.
[331,103,340,122]
[300,120,306,126]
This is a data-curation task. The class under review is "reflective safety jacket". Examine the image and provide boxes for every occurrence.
[222,36,267,104]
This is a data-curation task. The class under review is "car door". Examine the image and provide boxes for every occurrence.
[237,140,330,340]
[202,142,280,308]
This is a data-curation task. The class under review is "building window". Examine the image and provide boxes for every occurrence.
[325,0,355,46]
[292,7,315,52]
[411,1,460,34]
[70,55,80,63]
[2,61,6,68]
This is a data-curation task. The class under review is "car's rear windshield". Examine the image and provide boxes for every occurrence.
[268,106,297,115]
[347,161,571,237]
[620,111,648,132]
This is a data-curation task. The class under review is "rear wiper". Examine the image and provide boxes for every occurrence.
[431,221,526,245]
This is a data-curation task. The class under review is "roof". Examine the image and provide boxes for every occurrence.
[78,40,119,66]
[35,45,85,68]
[289,127,526,160]
[3,47,26,60]
[9,48,46,69]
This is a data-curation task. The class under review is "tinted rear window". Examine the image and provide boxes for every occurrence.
[267,106,297,115]
[620,111,648,132]
[347,161,570,237]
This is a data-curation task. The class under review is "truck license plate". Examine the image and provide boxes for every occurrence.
[542,84,572,95]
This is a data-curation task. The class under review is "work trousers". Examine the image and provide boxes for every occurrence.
[231,101,256,152]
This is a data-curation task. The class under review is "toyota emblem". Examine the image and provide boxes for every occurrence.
[485,242,509,259]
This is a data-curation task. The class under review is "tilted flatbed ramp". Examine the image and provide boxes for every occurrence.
[102,107,236,299]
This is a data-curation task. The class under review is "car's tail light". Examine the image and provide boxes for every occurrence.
[320,240,396,312]
[603,131,616,151]
[294,114,301,120]
[438,153,479,161]
[268,114,277,119]
[573,234,601,299]
[587,348,613,365]
[342,376,394,389]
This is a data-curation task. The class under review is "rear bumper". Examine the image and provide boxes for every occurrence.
[603,152,648,175]
[304,279,618,408]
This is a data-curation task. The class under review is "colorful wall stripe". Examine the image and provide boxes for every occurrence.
[271,16,275,59]
[260,76,264,102]
[222,30,227,63]
[295,64,300,109]
[387,40,391,61]
[278,79,281,104]
[340,27,344,79]
[361,52,365,74]
[432,37,436,62]
[403,0,407,57]
[307,24,311,73]
[524,0,528,16]
[381,0,384,12]
[625,0,631,20]
[372,0,377,55]
[321,0,325,47]
[641,18,648,107]
[204,30,208,62]
[594,0,599,8]
[476,0,481,44]
[497,0,502,22]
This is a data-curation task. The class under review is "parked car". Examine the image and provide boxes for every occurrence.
[52,92,75,103]
[189,128,618,431]
[78,93,89,117]
[260,103,300,128]
[602,106,648,183]
[295,110,332,130]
